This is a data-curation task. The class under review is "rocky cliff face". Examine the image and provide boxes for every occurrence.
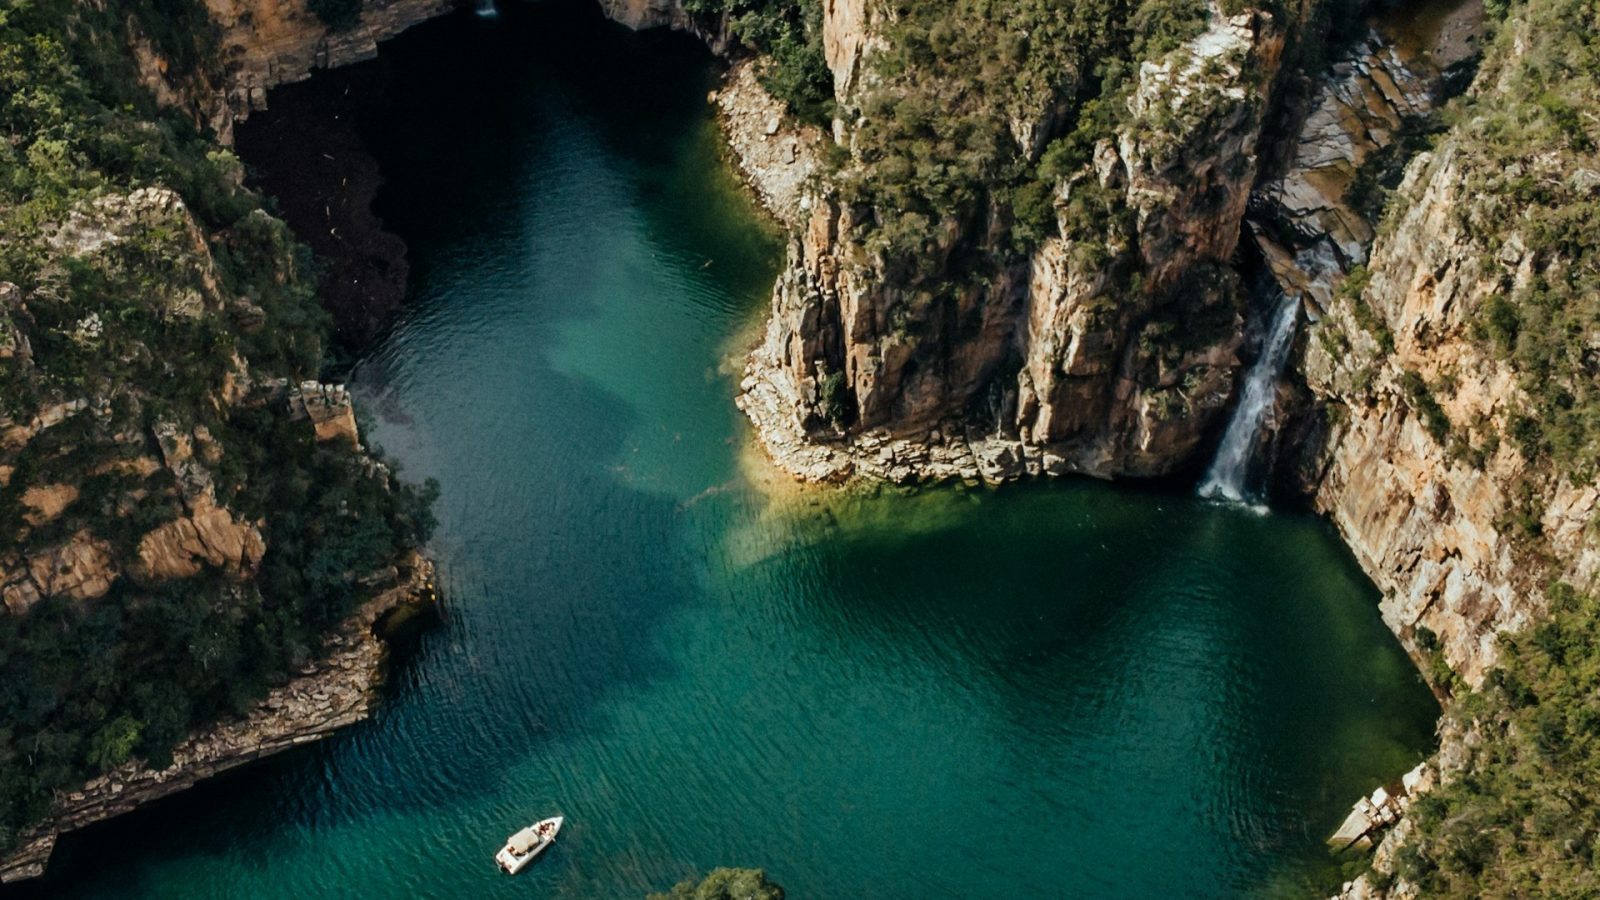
[0,4,440,879]
[1270,0,1598,691]
[1300,144,1581,686]
[1304,133,1598,892]
[0,188,365,622]
[195,0,727,139]
[0,555,435,884]
[1250,5,1600,893]
[0,179,427,879]
[1249,0,1480,305]
[1232,0,1560,690]
[739,7,1288,484]
[204,0,457,137]
[820,0,878,100]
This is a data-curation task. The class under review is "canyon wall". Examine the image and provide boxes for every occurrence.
[1300,141,1599,687]
[206,0,455,134]
[0,180,432,880]
[1239,0,1569,689]
[740,6,1292,484]
[1303,30,1598,893]
[0,1,457,879]
[728,6,1597,889]
[1254,0,1598,691]
[1244,3,1599,892]
[124,0,458,142]
[731,0,1592,701]
[0,556,435,884]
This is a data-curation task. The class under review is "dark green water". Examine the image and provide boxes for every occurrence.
[27,4,1437,897]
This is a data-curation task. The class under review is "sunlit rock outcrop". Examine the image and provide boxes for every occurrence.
[739,8,1285,483]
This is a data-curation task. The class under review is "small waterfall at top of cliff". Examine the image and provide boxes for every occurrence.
[475,0,499,18]
[1198,289,1301,505]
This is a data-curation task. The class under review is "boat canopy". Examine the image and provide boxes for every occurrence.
[508,827,543,854]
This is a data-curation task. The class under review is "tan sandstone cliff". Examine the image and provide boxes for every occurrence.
[1310,136,1598,894]
[738,5,1289,484]
[1241,7,1600,891]
[1276,0,1596,693]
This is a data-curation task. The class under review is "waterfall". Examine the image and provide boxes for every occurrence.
[1198,289,1301,504]
[475,0,499,18]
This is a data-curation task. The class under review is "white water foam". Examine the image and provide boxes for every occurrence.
[1198,290,1301,505]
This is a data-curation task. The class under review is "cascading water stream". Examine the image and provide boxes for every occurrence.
[1198,289,1301,504]
[475,0,498,18]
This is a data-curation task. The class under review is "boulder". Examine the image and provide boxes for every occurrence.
[133,500,266,582]
[26,531,116,601]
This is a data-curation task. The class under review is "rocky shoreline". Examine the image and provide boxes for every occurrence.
[0,553,436,884]
[708,64,1057,489]
[714,63,1118,489]
[708,61,824,231]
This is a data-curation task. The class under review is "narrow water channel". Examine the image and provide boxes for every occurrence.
[25,4,1437,897]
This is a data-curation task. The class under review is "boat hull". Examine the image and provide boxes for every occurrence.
[495,816,564,874]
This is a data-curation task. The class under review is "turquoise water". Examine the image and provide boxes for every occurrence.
[24,4,1436,897]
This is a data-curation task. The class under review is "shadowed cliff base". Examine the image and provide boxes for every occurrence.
[236,70,410,353]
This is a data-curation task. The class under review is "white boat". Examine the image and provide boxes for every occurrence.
[495,816,564,874]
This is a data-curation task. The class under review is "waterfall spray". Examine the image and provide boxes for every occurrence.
[475,0,499,18]
[1198,290,1301,505]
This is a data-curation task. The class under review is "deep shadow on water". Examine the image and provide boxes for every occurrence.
[20,3,1437,898]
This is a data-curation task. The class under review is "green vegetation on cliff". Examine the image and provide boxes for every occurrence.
[1377,0,1600,892]
[0,0,433,852]
[1450,0,1600,479]
[1399,586,1600,895]
[684,0,834,123]
[837,0,1210,270]
[648,867,785,900]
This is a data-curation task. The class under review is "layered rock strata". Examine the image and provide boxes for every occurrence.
[739,9,1287,484]
[1274,4,1595,692]
[1266,9,1599,891]
[1249,0,1481,307]
[0,555,436,884]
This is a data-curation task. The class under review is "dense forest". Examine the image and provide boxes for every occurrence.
[0,0,433,851]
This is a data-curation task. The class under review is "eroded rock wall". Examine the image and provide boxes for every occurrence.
[206,0,457,135]
[0,556,435,884]
[739,8,1286,484]
[1302,141,1598,688]
[1257,0,1596,691]
[0,189,368,625]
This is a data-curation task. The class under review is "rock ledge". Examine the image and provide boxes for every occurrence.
[0,554,436,884]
